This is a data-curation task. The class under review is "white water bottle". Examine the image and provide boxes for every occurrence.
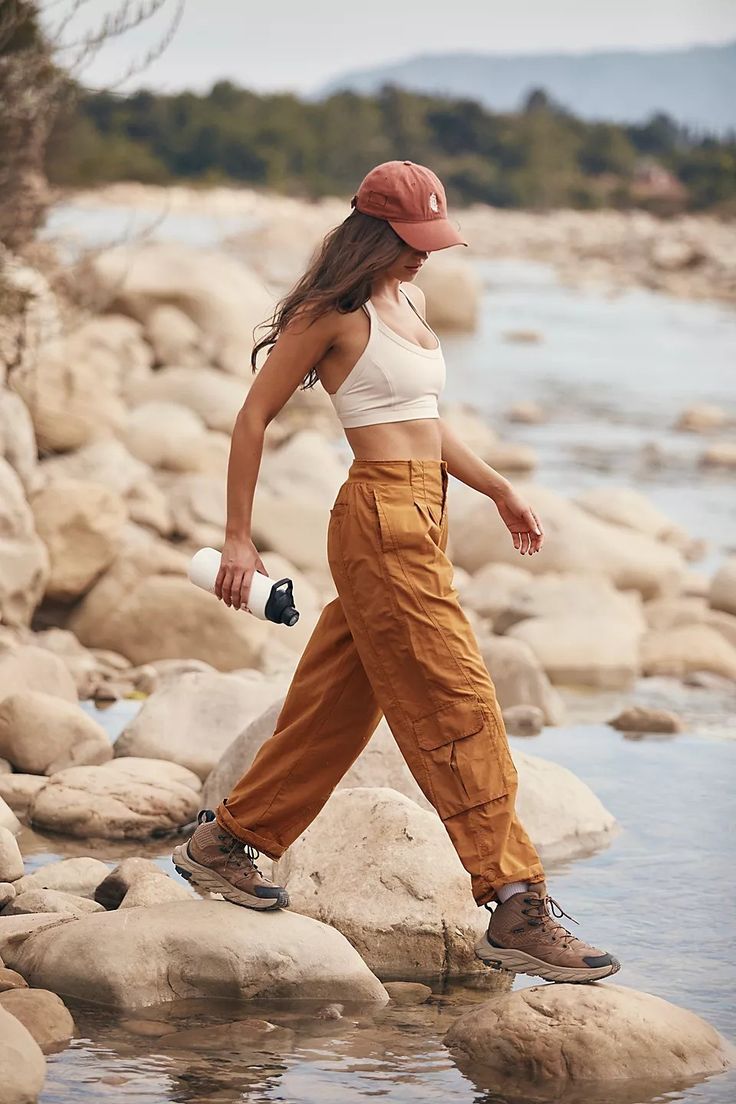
[188,547,300,626]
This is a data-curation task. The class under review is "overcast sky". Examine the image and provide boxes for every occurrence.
[48,0,736,95]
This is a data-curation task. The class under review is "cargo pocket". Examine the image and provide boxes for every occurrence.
[412,697,511,820]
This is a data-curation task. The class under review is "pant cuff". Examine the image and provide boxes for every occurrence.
[215,802,284,860]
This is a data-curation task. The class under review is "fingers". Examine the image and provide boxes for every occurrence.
[219,565,251,608]
[214,563,226,600]
[512,510,545,556]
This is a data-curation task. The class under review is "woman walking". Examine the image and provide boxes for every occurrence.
[173,160,620,984]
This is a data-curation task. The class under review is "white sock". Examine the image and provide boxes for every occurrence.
[496,880,529,903]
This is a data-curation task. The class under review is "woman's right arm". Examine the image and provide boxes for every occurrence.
[216,305,337,610]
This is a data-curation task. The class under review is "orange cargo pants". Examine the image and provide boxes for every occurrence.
[217,458,546,906]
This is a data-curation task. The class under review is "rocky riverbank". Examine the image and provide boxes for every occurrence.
[57,182,736,305]
[1,210,735,1102]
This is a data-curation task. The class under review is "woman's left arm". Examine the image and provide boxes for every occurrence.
[438,416,544,556]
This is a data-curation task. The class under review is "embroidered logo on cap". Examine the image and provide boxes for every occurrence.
[428,192,439,213]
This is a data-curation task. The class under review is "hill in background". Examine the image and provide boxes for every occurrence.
[314,42,736,135]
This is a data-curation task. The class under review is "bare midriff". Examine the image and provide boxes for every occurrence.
[344,417,442,461]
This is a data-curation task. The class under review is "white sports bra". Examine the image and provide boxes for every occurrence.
[326,289,446,429]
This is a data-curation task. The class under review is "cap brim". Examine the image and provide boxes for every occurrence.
[388,217,468,251]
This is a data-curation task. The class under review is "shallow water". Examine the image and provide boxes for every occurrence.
[441,259,736,577]
[25,712,736,1104]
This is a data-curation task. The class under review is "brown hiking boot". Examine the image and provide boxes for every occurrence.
[475,881,620,983]
[172,810,289,910]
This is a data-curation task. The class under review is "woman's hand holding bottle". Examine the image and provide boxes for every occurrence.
[215,536,268,610]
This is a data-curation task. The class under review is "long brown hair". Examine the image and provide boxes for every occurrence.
[250,209,407,389]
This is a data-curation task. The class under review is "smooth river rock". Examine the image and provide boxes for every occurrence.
[0,988,75,1054]
[115,670,288,780]
[28,758,200,839]
[0,690,112,775]
[0,1004,47,1103]
[29,478,127,600]
[443,983,735,1099]
[274,787,496,980]
[3,900,389,1010]
[0,458,49,628]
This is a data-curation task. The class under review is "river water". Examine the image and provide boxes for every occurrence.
[27,201,736,1103]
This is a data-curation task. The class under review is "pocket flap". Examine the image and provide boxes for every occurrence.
[413,697,485,751]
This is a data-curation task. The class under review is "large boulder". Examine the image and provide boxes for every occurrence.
[201,697,282,808]
[643,597,736,650]
[574,486,694,554]
[0,459,48,627]
[0,988,75,1054]
[0,1004,47,1102]
[275,788,494,979]
[13,857,111,899]
[478,636,565,724]
[710,557,736,617]
[38,437,151,497]
[251,487,331,576]
[415,256,480,330]
[3,900,389,1010]
[84,242,273,377]
[144,303,208,367]
[259,429,347,507]
[506,615,642,689]
[119,874,192,909]
[444,983,735,1095]
[114,670,289,780]
[127,365,246,433]
[3,889,105,918]
[0,388,39,495]
[0,797,20,835]
[0,644,78,707]
[93,857,193,910]
[94,857,173,910]
[29,479,127,600]
[0,826,23,883]
[451,484,685,599]
[9,325,127,452]
[488,572,645,637]
[27,758,201,840]
[640,625,736,680]
[459,562,535,622]
[0,775,51,819]
[513,749,617,862]
[123,401,208,471]
[67,542,269,670]
[0,914,77,959]
[0,691,112,774]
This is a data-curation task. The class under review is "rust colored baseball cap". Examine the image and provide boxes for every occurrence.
[350,160,468,251]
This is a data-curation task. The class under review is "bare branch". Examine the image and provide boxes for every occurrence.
[73,0,184,89]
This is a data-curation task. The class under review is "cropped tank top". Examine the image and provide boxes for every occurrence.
[326,289,446,429]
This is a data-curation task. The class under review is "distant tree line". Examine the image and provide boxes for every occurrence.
[45,81,736,215]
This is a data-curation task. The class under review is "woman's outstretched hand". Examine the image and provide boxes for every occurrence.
[215,536,268,610]
[493,486,544,555]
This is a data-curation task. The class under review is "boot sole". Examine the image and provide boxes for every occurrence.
[172,842,289,911]
[474,934,621,984]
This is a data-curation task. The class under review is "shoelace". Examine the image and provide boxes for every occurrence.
[529,894,580,951]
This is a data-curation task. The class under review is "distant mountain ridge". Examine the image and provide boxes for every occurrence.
[313,42,736,134]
